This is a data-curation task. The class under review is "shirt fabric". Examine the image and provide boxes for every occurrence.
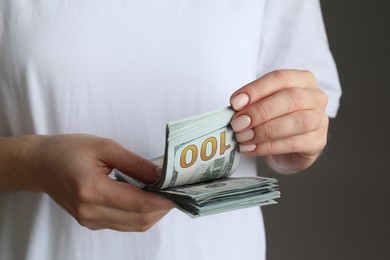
[0,1,341,260]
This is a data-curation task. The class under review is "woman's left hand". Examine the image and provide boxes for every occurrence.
[230,70,329,174]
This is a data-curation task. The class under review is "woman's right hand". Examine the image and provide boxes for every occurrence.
[0,134,173,232]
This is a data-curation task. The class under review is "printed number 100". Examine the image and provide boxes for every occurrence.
[180,131,231,169]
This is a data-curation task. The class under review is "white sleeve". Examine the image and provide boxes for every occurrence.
[257,0,342,118]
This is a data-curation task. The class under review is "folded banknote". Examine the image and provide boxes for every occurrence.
[115,107,280,218]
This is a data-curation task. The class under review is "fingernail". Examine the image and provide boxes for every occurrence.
[230,93,249,111]
[239,144,256,153]
[155,166,162,178]
[236,129,255,142]
[231,115,251,132]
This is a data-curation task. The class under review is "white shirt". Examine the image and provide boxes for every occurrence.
[0,1,341,260]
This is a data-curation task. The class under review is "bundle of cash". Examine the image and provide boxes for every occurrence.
[115,107,280,218]
[151,176,279,217]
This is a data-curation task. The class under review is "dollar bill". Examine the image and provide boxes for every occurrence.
[149,107,240,190]
[114,106,280,218]
[150,176,280,218]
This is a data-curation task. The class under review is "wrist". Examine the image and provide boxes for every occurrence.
[0,135,48,192]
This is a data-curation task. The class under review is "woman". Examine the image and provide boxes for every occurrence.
[0,1,341,259]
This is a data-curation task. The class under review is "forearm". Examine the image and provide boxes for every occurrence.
[0,135,43,192]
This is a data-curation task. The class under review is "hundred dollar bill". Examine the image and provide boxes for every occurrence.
[150,176,280,218]
[149,106,240,190]
[114,106,280,217]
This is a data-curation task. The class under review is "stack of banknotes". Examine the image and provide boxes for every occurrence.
[115,107,280,218]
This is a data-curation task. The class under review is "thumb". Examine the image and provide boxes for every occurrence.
[99,140,160,184]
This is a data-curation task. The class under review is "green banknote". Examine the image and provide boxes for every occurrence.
[150,176,280,218]
[115,107,280,218]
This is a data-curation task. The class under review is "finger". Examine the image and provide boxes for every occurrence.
[79,216,165,232]
[90,175,174,213]
[231,88,320,132]
[235,110,325,144]
[74,204,170,232]
[230,70,317,111]
[96,139,159,184]
[240,129,327,156]
[264,153,319,174]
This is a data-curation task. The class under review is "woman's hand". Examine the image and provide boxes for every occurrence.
[230,70,329,174]
[0,134,173,232]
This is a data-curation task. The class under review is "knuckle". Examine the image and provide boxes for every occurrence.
[76,219,88,227]
[318,127,329,149]
[72,203,91,220]
[72,205,84,219]
[135,213,162,232]
[131,199,150,214]
[136,209,170,232]
[77,218,93,229]
[302,70,317,85]
[260,141,274,154]
[134,156,147,172]
[298,112,317,132]
[319,136,327,150]
[254,102,269,122]
[319,89,329,106]
[95,137,117,150]
[74,184,96,204]
[139,214,155,229]
[87,226,101,231]
[263,122,275,140]
[287,135,301,152]
[136,225,153,232]
[252,80,267,98]
[322,114,330,129]
[287,88,304,110]
[271,70,291,84]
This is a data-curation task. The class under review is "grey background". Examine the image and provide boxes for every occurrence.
[261,1,390,259]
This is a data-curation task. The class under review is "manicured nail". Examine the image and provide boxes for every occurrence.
[230,93,249,111]
[231,115,251,132]
[239,144,256,153]
[236,129,255,142]
[155,166,162,178]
